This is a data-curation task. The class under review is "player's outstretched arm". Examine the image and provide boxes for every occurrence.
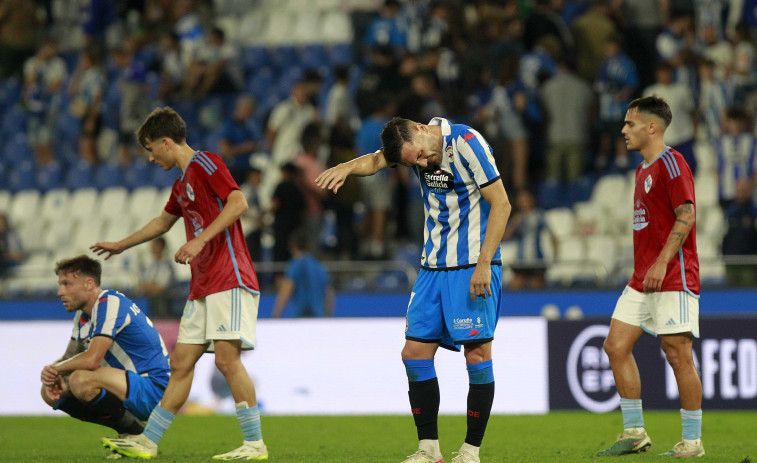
[643,201,696,292]
[315,150,388,194]
[91,211,180,259]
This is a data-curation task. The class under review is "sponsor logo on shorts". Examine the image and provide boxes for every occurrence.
[453,317,474,330]
[468,328,479,336]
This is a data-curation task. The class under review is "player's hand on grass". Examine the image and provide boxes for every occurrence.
[174,237,204,265]
[41,364,58,387]
[643,260,666,293]
[470,264,492,301]
[90,242,125,260]
[315,164,351,194]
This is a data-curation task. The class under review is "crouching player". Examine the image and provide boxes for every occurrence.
[40,255,170,448]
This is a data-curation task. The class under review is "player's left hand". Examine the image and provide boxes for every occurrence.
[470,264,492,301]
[175,237,204,265]
[642,260,667,292]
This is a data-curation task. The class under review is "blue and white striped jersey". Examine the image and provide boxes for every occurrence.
[70,289,170,387]
[414,118,502,270]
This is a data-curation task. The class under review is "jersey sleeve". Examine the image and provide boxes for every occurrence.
[200,152,240,202]
[164,182,182,216]
[666,162,696,209]
[91,294,126,339]
[457,128,500,188]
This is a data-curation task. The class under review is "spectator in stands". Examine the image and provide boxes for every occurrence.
[326,118,360,260]
[0,213,23,278]
[137,237,177,318]
[730,22,757,102]
[324,65,353,129]
[656,12,697,88]
[722,178,757,287]
[643,63,698,175]
[217,94,262,182]
[618,0,666,89]
[184,27,242,97]
[295,123,327,252]
[698,23,734,81]
[112,41,151,165]
[571,0,619,83]
[266,81,318,167]
[502,189,557,290]
[271,162,306,263]
[595,35,639,172]
[271,230,334,318]
[239,160,265,263]
[68,47,105,162]
[715,107,756,208]
[523,0,574,57]
[0,0,36,79]
[398,72,445,126]
[23,40,67,167]
[157,32,185,102]
[541,58,594,183]
[363,0,407,53]
[356,45,401,119]
[81,0,117,54]
[40,255,170,443]
[698,58,732,140]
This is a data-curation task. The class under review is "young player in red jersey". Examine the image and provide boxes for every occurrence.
[91,107,267,460]
[596,96,704,458]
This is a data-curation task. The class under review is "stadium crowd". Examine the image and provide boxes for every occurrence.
[2,0,757,296]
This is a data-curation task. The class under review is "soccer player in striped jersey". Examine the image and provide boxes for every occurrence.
[91,107,266,460]
[40,255,170,445]
[317,117,511,463]
[597,96,704,458]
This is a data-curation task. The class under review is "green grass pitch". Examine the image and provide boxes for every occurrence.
[0,411,753,462]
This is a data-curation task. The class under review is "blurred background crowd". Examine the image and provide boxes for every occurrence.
[1,0,757,316]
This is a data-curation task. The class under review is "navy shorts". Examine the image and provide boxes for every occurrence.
[405,266,502,351]
[124,371,165,420]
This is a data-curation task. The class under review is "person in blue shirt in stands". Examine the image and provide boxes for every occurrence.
[271,229,334,318]
[40,255,170,448]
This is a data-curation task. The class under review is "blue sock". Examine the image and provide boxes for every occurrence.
[143,405,174,445]
[466,360,494,385]
[403,358,437,382]
[620,398,644,429]
[237,402,263,442]
[681,408,702,440]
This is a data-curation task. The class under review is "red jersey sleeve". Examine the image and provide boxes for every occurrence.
[201,152,240,201]
[665,158,696,210]
[164,181,182,216]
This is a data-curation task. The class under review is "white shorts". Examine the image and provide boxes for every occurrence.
[177,287,259,352]
[612,286,700,338]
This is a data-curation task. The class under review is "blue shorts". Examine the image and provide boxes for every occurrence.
[124,371,166,420]
[406,266,502,351]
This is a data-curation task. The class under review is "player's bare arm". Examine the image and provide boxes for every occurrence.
[174,189,248,265]
[643,201,696,292]
[470,179,511,301]
[315,150,388,194]
[91,210,180,259]
[41,339,84,386]
[52,336,113,375]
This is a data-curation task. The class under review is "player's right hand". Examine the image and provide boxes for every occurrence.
[40,364,58,386]
[90,242,124,260]
[315,164,350,194]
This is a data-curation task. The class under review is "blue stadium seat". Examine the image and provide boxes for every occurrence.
[123,161,153,190]
[4,133,33,167]
[300,44,329,70]
[0,77,21,108]
[94,161,125,190]
[35,160,64,192]
[329,43,352,66]
[152,166,178,189]
[7,160,37,192]
[277,66,304,99]
[536,180,564,209]
[64,159,96,189]
[243,46,269,73]
[270,46,299,71]
[2,105,27,136]
[247,66,275,96]
[56,112,82,145]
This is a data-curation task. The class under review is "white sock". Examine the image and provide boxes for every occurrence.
[419,439,441,460]
[460,442,479,458]
[683,438,701,446]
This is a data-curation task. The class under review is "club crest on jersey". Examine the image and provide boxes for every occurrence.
[644,175,653,193]
[422,168,454,193]
[446,145,454,160]
[186,183,195,201]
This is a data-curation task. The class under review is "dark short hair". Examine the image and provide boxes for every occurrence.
[380,116,414,165]
[55,255,102,286]
[627,96,672,128]
[135,107,187,149]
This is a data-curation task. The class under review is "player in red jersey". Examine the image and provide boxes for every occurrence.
[597,96,704,458]
[91,107,267,460]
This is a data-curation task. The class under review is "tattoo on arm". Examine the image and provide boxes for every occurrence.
[675,219,689,225]
[675,203,694,217]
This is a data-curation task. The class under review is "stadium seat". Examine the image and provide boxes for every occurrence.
[97,186,130,222]
[8,189,41,227]
[242,47,270,73]
[239,10,269,47]
[320,11,352,44]
[35,160,64,192]
[152,167,179,189]
[0,189,10,211]
[270,45,299,70]
[128,186,162,222]
[535,180,563,209]
[94,162,125,190]
[544,207,575,239]
[69,215,106,254]
[7,160,37,193]
[4,133,33,168]
[329,43,353,66]
[68,188,99,222]
[39,188,71,222]
[123,160,153,190]
[247,66,276,97]
[573,201,607,235]
[590,174,630,209]
[546,235,592,286]
[65,159,96,190]
[18,219,46,253]
[42,216,76,252]
[695,171,718,210]
[300,44,329,70]
[291,11,322,44]
[264,15,296,46]
[586,234,619,281]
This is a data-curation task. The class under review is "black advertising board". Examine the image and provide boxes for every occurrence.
[548,319,757,411]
